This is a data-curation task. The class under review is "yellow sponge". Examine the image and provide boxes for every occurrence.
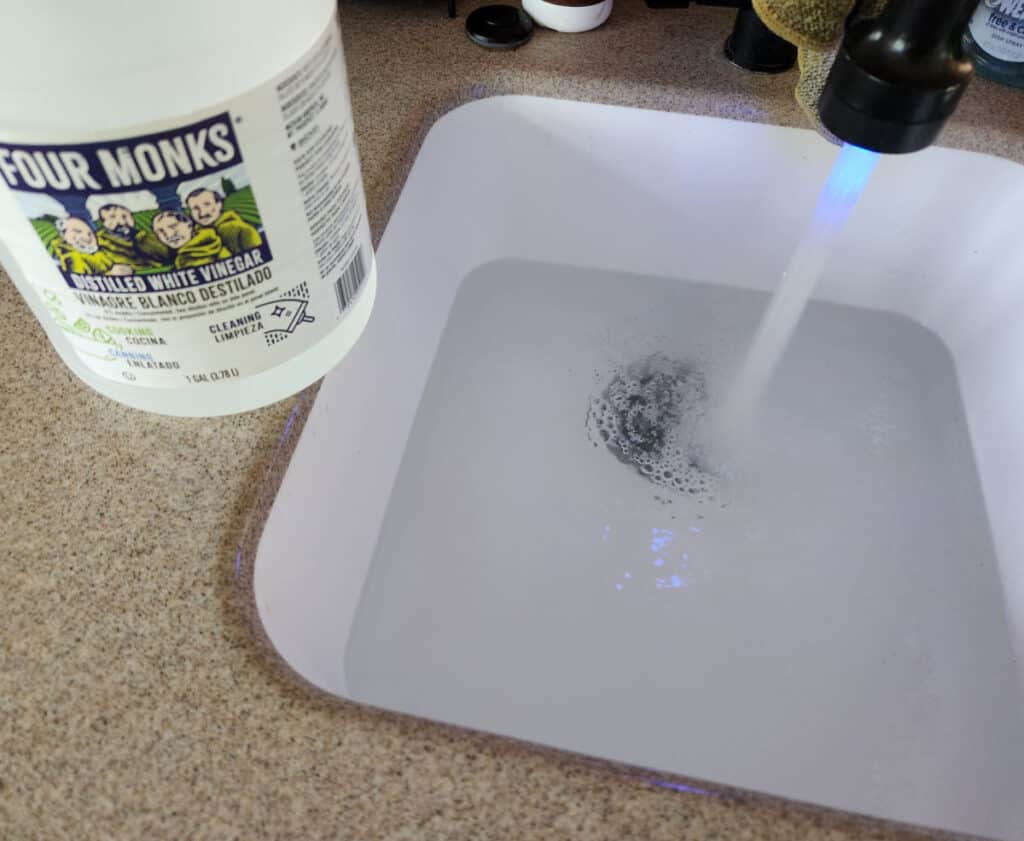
[752,0,889,139]
[752,0,856,50]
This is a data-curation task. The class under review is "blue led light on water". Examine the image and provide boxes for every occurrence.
[650,527,674,553]
[817,143,881,218]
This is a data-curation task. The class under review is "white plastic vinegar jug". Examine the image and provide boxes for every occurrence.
[0,0,376,416]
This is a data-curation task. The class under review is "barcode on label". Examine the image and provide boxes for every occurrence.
[334,248,366,313]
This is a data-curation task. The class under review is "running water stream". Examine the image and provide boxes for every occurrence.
[725,143,881,425]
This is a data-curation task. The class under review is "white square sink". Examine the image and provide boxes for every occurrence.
[256,96,1024,840]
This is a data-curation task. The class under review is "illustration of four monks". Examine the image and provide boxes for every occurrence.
[51,187,262,276]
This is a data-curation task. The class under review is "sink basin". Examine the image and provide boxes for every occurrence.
[255,96,1024,840]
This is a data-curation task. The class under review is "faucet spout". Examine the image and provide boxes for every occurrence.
[818,0,977,153]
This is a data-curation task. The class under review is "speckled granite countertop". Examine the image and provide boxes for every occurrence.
[3,2,1022,839]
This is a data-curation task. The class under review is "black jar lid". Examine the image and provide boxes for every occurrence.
[466,5,534,50]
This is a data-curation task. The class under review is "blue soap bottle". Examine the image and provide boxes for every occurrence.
[964,1,1024,88]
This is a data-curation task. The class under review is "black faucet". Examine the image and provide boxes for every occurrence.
[819,0,978,153]
[647,0,798,74]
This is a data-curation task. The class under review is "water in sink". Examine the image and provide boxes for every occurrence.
[343,258,1018,814]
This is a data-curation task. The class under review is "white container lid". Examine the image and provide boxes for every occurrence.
[0,0,334,137]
